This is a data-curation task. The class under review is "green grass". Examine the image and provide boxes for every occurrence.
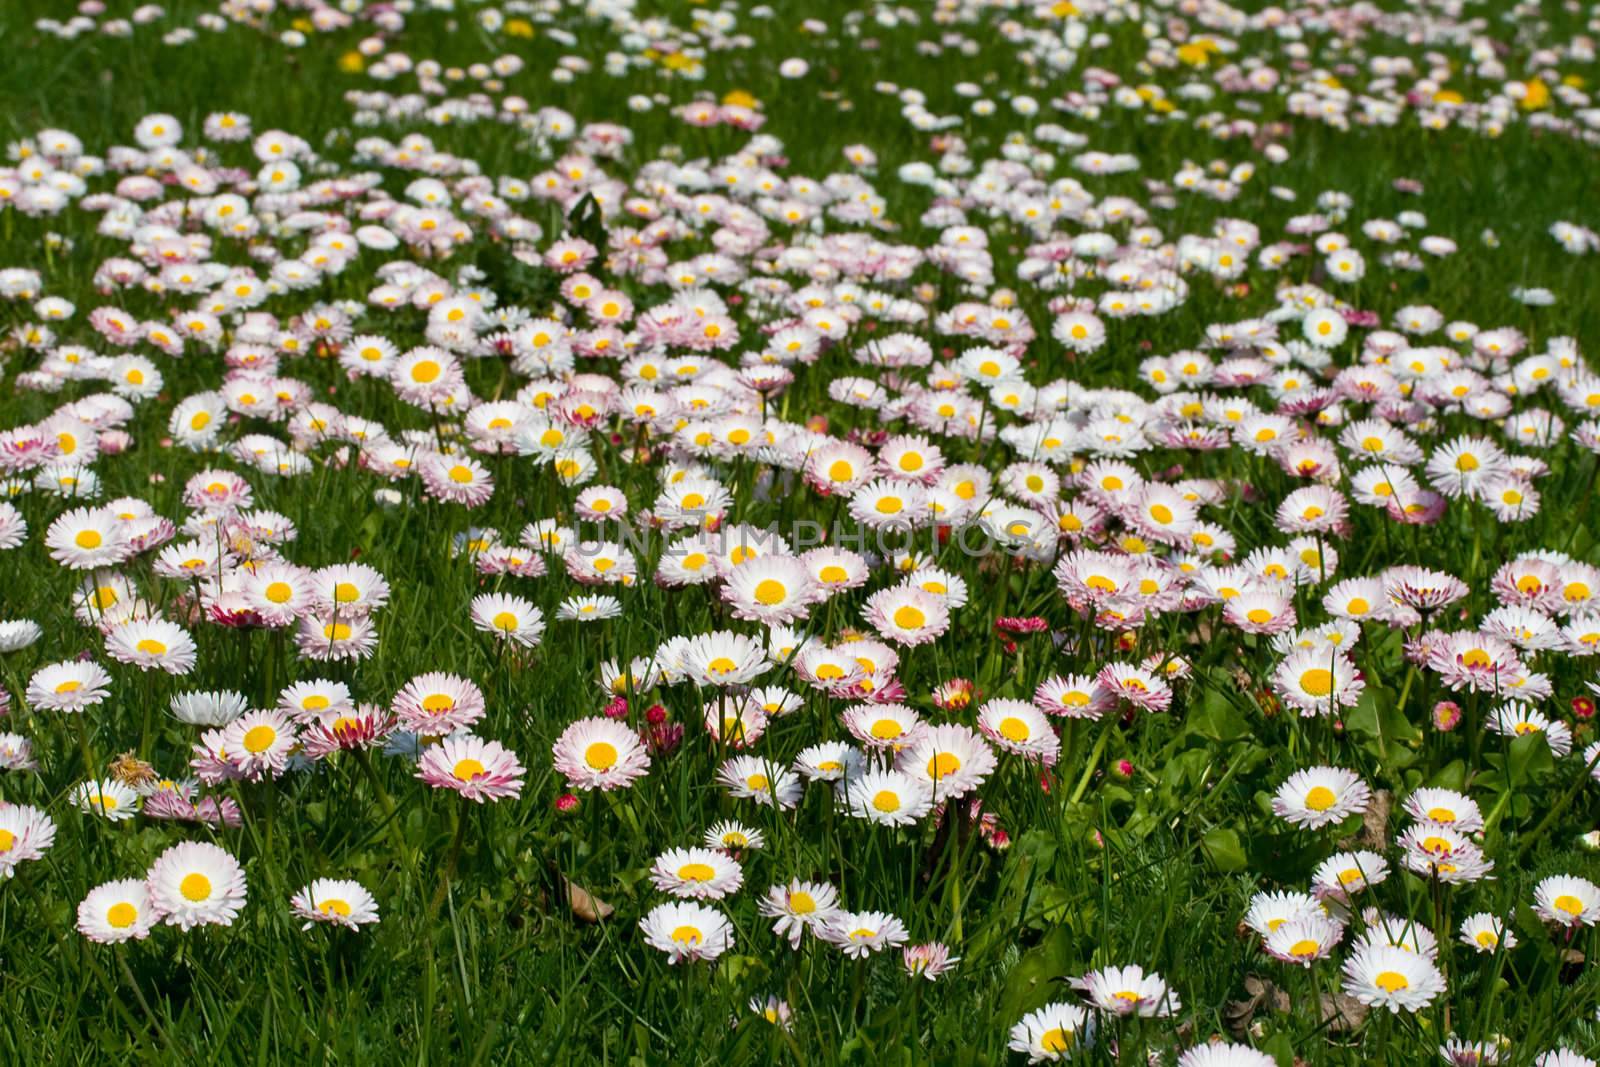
[1,0,1599,1064]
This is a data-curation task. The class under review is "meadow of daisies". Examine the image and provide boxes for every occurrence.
[5,0,1600,1064]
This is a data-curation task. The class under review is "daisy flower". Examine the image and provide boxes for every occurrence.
[1398,824,1495,884]
[650,847,744,900]
[1073,965,1181,1017]
[976,699,1060,762]
[416,735,526,803]
[1533,875,1600,927]
[895,724,996,800]
[552,717,651,791]
[1007,1001,1095,1063]
[0,618,43,651]
[1459,913,1517,953]
[1341,944,1445,1013]
[863,587,951,646]
[1223,591,1297,635]
[290,879,381,931]
[747,995,793,1031]
[1311,851,1390,900]
[392,673,486,736]
[1035,674,1114,719]
[1273,649,1363,716]
[0,734,36,771]
[716,755,803,809]
[77,878,157,943]
[26,660,112,712]
[722,555,819,625]
[704,821,763,853]
[818,910,909,959]
[1095,662,1173,712]
[556,594,623,622]
[311,563,391,615]
[1243,891,1325,937]
[0,803,56,878]
[295,612,380,663]
[1177,1044,1275,1067]
[640,901,734,963]
[146,841,248,930]
[1402,788,1483,832]
[1486,705,1573,756]
[1271,767,1371,830]
[793,741,865,783]
[1264,914,1344,965]
[759,879,840,947]
[843,770,934,827]
[75,779,141,821]
[105,619,198,674]
[420,453,496,506]
[45,507,130,569]
[469,593,545,648]
[681,631,771,687]
[278,680,353,722]
[217,709,299,781]
[1536,1052,1598,1067]
[800,548,871,596]
[903,942,960,981]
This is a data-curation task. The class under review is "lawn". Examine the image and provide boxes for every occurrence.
[1,0,1599,1064]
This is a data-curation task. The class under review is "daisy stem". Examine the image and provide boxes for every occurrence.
[428,804,469,921]
[114,947,171,1053]
[73,713,98,783]
[1068,719,1114,806]
[355,748,416,877]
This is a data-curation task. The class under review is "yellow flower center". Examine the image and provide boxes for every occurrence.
[243,725,276,753]
[1374,971,1409,994]
[1300,669,1334,696]
[893,605,926,629]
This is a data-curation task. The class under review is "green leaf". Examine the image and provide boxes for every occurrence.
[997,926,1071,1021]
[1191,685,1251,742]
[1201,827,1248,872]
[1507,732,1556,785]
[1426,759,1467,791]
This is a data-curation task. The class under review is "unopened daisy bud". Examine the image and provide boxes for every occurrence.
[1572,696,1595,721]
[1432,700,1463,732]
[602,696,628,720]
[645,703,667,726]
[1114,759,1134,779]
[646,721,684,755]
[995,615,1050,636]
[555,793,580,814]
